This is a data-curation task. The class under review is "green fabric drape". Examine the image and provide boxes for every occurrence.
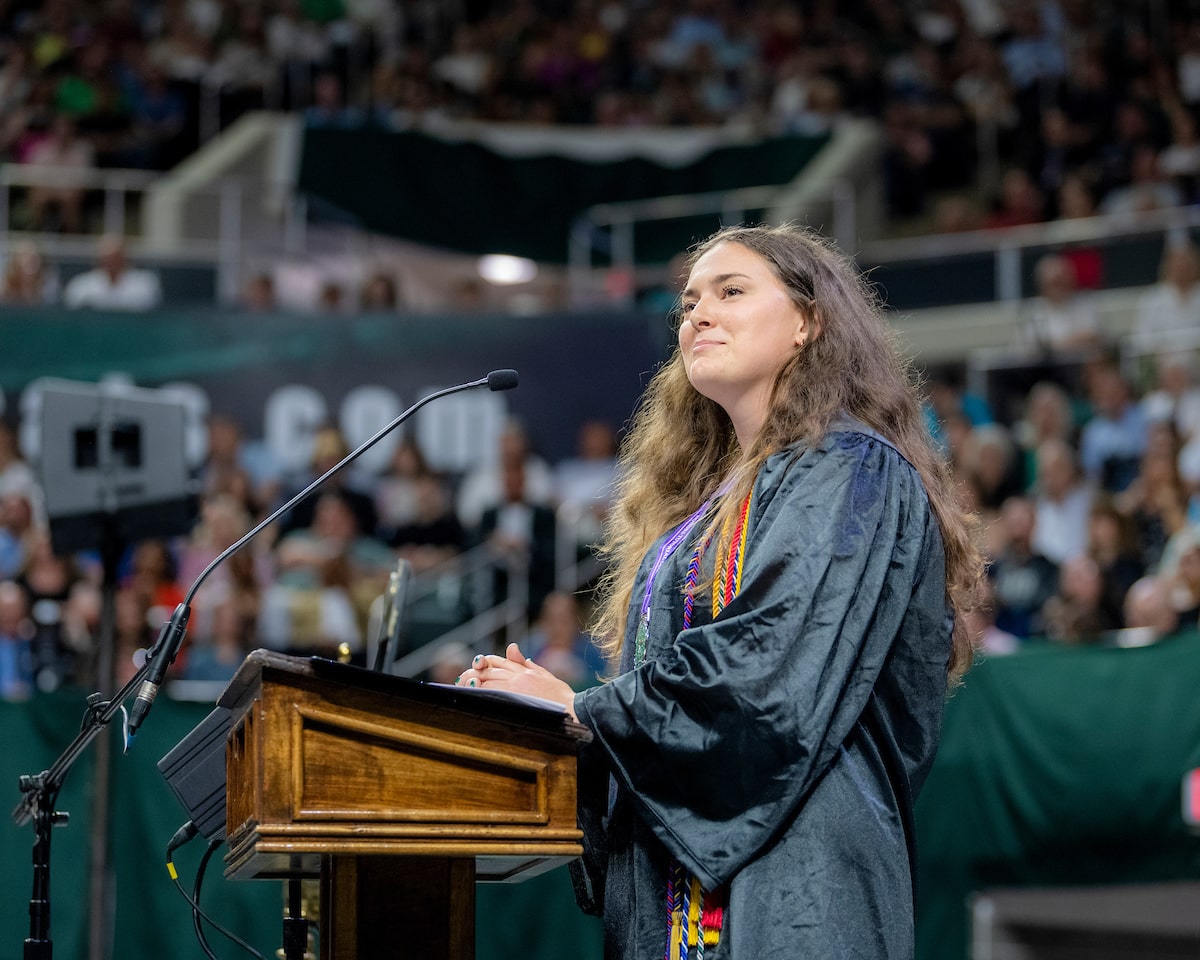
[3,634,1200,960]
[915,631,1200,960]
[297,128,829,263]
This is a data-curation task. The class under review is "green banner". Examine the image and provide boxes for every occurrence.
[297,127,828,263]
[4,639,1200,959]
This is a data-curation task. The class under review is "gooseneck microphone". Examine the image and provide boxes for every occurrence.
[126,369,519,740]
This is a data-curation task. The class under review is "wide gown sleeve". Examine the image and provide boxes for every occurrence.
[573,432,943,891]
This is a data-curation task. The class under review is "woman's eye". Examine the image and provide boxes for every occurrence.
[681,301,696,313]
[723,286,743,297]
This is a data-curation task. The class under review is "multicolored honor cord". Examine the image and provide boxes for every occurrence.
[663,489,753,960]
[634,498,713,666]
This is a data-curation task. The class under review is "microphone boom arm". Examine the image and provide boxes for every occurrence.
[128,369,518,738]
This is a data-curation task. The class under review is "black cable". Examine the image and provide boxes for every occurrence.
[165,825,265,960]
[190,839,220,960]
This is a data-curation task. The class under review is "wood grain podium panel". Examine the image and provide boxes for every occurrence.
[218,651,591,959]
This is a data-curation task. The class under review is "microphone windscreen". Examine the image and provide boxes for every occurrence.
[487,369,520,391]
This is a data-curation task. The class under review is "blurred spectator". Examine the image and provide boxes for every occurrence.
[22,114,95,233]
[240,271,277,311]
[951,34,1018,157]
[276,426,377,540]
[0,492,37,579]
[1025,108,1085,211]
[963,578,1019,656]
[988,495,1059,639]
[1014,380,1075,490]
[17,531,87,690]
[457,419,555,529]
[1169,534,1200,629]
[124,539,185,628]
[1086,498,1144,628]
[883,101,935,219]
[1017,253,1103,353]
[0,420,42,513]
[924,372,992,457]
[388,473,464,572]
[1122,575,1181,641]
[359,270,401,311]
[555,419,619,546]
[304,71,362,127]
[112,585,154,689]
[182,596,252,682]
[1095,100,1155,199]
[63,234,162,311]
[1140,354,1200,443]
[1158,106,1200,201]
[267,491,392,658]
[177,493,266,643]
[1031,439,1092,565]
[1000,2,1067,101]
[959,423,1022,512]
[1079,364,1146,492]
[1133,243,1200,350]
[1098,144,1184,217]
[197,413,280,517]
[111,57,187,170]
[1119,444,1189,573]
[476,457,557,622]
[317,280,347,313]
[930,194,984,233]
[1,240,58,304]
[1041,555,1119,645]
[376,437,462,570]
[1055,174,1098,220]
[0,580,33,700]
[375,437,433,536]
[984,167,1045,229]
[523,591,605,690]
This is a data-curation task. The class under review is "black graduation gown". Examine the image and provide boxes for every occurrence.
[571,426,954,959]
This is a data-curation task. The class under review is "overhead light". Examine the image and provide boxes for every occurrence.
[478,254,537,285]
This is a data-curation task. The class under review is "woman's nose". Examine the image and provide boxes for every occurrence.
[688,299,712,328]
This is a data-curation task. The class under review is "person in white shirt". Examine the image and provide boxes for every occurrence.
[1133,242,1200,350]
[63,234,162,311]
[1018,253,1103,353]
[1032,438,1093,565]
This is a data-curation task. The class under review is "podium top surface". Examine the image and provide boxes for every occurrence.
[218,649,592,744]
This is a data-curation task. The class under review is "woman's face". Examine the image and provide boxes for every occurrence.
[679,242,808,430]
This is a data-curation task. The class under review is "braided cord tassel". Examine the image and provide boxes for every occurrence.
[678,865,692,960]
[666,860,683,960]
[662,492,752,959]
[689,875,706,958]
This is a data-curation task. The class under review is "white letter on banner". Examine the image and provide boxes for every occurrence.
[338,386,402,476]
[415,389,507,474]
[158,382,211,470]
[264,385,328,475]
[18,378,59,463]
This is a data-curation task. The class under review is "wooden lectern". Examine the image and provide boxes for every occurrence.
[218,650,592,960]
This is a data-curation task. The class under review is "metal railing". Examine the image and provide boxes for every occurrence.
[0,164,303,301]
[568,183,1200,315]
[567,181,856,308]
[858,205,1200,306]
[388,504,602,678]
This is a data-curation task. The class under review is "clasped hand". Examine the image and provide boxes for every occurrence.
[455,642,579,722]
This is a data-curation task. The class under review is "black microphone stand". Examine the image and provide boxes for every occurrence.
[11,370,518,959]
[13,518,152,960]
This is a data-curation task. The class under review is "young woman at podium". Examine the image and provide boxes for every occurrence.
[458,224,980,959]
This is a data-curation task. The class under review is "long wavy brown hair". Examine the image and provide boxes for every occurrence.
[591,224,981,684]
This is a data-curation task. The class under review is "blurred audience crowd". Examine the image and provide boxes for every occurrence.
[938,335,1200,654]
[0,412,617,701]
[4,0,1200,247]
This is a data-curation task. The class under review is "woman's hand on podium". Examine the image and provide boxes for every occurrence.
[455,643,579,722]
